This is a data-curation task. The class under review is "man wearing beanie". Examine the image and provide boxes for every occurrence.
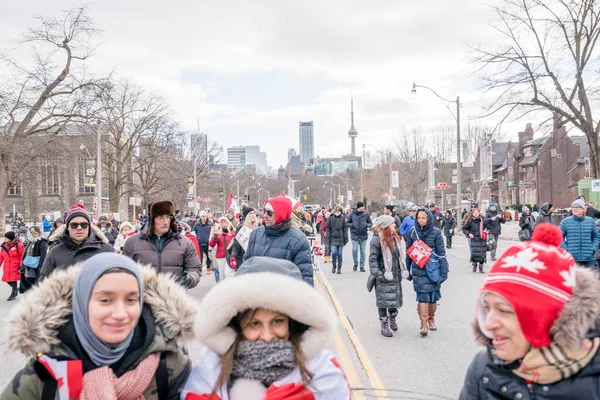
[193,210,214,276]
[559,198,600,270]
[347,201,372,272]
[460,223,600,398]
[123,200,201,289]
[384,205,401,229]
[40,204,114,279]
[244,197,313,285]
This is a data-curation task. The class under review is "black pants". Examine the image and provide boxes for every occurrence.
[7,281,17,291]
[200,244,212,269]
[378,307,398,318]
[19,272,38,293]
[445,235,453,248]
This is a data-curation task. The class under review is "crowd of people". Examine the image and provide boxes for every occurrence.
[2,192,600,399]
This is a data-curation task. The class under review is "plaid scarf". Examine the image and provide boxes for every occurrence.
[80,352,160,400]
[512,338,600,384]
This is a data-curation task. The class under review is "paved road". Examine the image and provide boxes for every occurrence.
[0,233,518,399]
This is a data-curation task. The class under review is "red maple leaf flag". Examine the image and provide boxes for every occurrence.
[37,354,83,399]
[226,190,240,215]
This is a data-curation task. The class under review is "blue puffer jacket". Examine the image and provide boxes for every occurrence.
[243,218,313,286]
[406,208,449,293]
[193,220,212,246]
[347,210,372,241]
[399,215,415,237]
[559,215,600,262]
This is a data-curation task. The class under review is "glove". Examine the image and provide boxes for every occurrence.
[229,258,237,269]
[176,274,192,288]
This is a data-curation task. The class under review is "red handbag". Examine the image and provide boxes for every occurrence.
[407,239,433,268]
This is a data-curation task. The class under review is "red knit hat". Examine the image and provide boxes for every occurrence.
[263,197,292,225]
[65,204,91,225]
[477,223,576,348]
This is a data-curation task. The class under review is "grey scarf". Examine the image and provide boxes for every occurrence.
[378,233,409,280]
[231,340,297,387]
[72,253,144,367]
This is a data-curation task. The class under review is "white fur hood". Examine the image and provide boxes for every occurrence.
[49,224,110,245]
[3,264,198,357]
[196,270,336,361]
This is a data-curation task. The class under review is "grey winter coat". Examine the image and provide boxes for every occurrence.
[122,229,201,288]
[369,237,403,309]
[243,218,313,286]
[484,209,505,237]
[347,210,372,241]
[326,214,348,247]
[460,267,600,400]
[40,225,114,279]
[534,202,555,227]
[519,212,536,236]
[462,216,488,264]
[442,216,456,237]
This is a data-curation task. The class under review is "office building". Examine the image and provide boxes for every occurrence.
[299,121,314,164]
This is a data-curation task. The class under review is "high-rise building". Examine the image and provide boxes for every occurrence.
[245,145,268,175]
[288,148,297,162]
[299,121,314,164]
[227,146,246,171]
[191,133,208,164]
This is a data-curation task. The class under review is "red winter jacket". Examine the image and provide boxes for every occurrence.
[0,240,24,282]
[209,231,233,259]
[186,233,201,260]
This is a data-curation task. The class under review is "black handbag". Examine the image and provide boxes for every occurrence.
[367,274,376,292]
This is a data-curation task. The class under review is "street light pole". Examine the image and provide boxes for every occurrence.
[193,157,197,213]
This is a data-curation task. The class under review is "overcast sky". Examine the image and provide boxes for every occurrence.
[1,0,527,168]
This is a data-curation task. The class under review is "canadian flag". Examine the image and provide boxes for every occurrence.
[37,354,83,400]
[226,190,240,215]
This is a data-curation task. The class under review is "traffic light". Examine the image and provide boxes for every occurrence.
[336,194,340,200]
[303,195,307,200]
[219,188,224,199]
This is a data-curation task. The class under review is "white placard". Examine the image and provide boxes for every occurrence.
[592,180,600,192]
[236,226,253,252]
[392,171,399,188]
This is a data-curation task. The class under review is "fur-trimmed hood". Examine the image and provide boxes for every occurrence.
[195,258,335,360]
[473,266,600,348]
[48,224,109,245]
[3,264,197,357]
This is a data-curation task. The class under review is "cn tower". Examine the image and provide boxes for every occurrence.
[348,95,358,156]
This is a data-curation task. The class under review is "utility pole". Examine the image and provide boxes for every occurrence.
[96,123,102,217]
[456,96,462,213]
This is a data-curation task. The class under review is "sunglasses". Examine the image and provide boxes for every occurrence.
[69,222,90,229]
[265,210,274,217]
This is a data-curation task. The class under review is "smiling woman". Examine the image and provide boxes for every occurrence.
[1,253,197,400]
[460,223,600,400]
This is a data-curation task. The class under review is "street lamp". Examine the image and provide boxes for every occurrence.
[412,82,462,211]
[237,176,254,201]
[299,187,310,201]
[324,181,337,204]
[80,139,102,217]
[332,174,350,203]
[257,187,270,207]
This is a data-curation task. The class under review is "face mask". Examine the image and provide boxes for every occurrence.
[335,212,341,216]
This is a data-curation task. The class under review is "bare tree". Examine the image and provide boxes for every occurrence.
[396,126,429,202]
[472,0,600,176]
[0,6,103,232]
[431,123,456,163]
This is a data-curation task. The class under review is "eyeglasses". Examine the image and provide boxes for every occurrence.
[155,215,174,221]
[265,210,274,217]
[69,222,90,229]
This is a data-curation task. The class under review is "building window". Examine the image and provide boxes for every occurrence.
[78,154,96,194]
[585,158,593,179]
[8,182,22,196]
[40,158,60,195]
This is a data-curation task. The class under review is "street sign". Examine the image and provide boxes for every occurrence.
[129,197,142,206]
[186,193,194,200]
[593,180,600,192]
[347,190,353,201]
[392,171,399,188]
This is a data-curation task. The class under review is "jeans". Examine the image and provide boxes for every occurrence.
[490,235,499,259]
[331,245,344,267]
[351,239,367,269]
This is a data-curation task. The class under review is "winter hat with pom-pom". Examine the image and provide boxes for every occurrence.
[478,223,577,348]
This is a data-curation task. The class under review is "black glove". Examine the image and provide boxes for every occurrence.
[176,274,192,288]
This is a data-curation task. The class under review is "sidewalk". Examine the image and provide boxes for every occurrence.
[500,221,521,241]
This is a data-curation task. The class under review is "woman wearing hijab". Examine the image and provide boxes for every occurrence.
[182,256,350,399]
[460,223,600,399]
[1,253,196,399]
[406,208,449,337]
[462,208,488,273]
[369,215,409,337]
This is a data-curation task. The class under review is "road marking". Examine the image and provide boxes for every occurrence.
[317,267,389,400]
[314,274,365,400]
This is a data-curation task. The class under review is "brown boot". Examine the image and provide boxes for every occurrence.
[427,303,437,331]
[417,303,429,337]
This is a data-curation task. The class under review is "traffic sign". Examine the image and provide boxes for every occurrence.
[186,193,194,200]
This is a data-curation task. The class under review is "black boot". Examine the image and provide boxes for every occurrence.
[337,263,341,274]
[472,262,477,273]
[7,286,18,301]
[479,263,485,274]
[331,263,336,274]
[353,264,358,271]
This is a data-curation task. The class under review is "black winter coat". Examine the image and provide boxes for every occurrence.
[369,236,403,309]
[442,216,456,237]
[326,214,348,247]
[193,220,213,246]
[243,218,313,286]
[535,202,555,227]
[519,212,536,235]
[406,209,449,294]
[462,217,487,264]
[484,210,505,237]
[40,227,114,278]
[347,210,372,241]
[460,347,600,400]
